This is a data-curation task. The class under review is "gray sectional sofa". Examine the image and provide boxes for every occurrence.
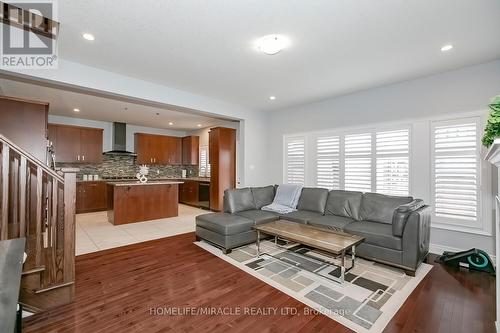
[195,186,430,275]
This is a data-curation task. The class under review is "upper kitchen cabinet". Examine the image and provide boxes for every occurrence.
[0,96,48,162]
[135,133,182,165]
[182,136,199,165]
[163,136,182,165]
[48,124,103,163]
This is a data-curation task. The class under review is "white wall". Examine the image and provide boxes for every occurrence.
[267,60,500,255]
[48,115,187,152]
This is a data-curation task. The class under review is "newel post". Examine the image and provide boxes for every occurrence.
[61,168,78,289]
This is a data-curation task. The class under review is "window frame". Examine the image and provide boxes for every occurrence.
[430,116,489,234]
[283,135,307,185]
[285,124,411,195]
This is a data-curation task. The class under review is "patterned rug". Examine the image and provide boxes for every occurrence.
[195,239,432,333]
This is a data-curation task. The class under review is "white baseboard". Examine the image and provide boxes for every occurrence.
[429,243,496,262]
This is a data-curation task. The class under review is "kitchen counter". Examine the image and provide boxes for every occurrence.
[107,180,184,187]
[77,177,210,183]
[107,181,180,225]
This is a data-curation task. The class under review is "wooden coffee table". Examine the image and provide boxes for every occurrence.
[253,220,364,283]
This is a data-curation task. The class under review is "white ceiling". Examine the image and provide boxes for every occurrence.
[51,0,500,111]
[0,78,230,130]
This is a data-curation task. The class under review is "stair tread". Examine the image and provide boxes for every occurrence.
[22,266,45,275]
[35,281,74,294]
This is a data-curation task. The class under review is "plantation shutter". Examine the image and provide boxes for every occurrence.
[344,133,372,192]
[285,136,306,185]
[316,135,340,189]
[199,146,210,177]
[433,121,478,222]
[376,129,410,195]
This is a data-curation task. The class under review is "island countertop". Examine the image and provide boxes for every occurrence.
[107,180,184,187]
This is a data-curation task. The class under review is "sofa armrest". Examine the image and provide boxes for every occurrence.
[402,205,431,271]
[392,199,425,237]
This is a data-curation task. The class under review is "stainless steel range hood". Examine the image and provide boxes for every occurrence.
[103,122,137,156]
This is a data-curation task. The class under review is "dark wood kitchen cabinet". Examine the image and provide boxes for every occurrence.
[0,96,48,162]
[135,133,182,165]
[107,183,179,225]
[163,136,182,165]
[209,127,236,211]
[76,181,107,213]
[182,136,199,165]
[179,180,199,206]
[48,124,103,163]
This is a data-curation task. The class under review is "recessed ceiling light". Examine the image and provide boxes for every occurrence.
[269,96,276,100]
[82,33,95,41]
[73,108,80,112]
[197,124,202,127]
[168,122,174,126]
[256,34,289,55]
[441,44,453,52]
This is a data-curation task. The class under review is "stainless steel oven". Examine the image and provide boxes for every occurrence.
[198,182,210,210]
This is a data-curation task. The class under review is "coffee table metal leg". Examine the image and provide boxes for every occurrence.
[340,250,346,283]
[351,245,356,268]
[256,230,261,257]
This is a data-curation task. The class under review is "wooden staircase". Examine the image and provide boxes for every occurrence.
[0,134,77,311]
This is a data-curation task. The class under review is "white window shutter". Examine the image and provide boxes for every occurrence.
[199,146,210,177]
[433,121,478,222]
[316,135,340,189]
[285,136,306,185]
[344,133,372,192]
[376,129,410,196]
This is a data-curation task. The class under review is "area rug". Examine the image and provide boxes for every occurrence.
[195,240,432,333]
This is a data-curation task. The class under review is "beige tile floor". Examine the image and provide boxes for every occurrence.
[76,204,207,255]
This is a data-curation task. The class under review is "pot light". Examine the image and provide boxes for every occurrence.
[197,124,202,127]
[256,34,289,55]
[73,108,80,112]
[82,33,95,41]
[441,44,453,52]
[269,96,276,100]
[168,122,174,126]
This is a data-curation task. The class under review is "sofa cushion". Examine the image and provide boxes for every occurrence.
[325,190,363,220]
[280,210,324,224]
[297,188,329,214]
[251,186,276,209]
[359,193,413,224]
[308,215,354,231]
[344,221,402,250]
[235,209,280,225]
[224,188,256,214]
[195,213,254,235]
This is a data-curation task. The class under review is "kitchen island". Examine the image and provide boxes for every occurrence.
[107,180,183,225]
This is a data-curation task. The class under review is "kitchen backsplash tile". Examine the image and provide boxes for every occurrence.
[56,154,199,180]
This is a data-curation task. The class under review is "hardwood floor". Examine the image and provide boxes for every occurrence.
[23,233,496,333]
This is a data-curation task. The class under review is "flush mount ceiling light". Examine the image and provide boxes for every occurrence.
[256,34,289,55]
[197,124,202,127]
[168,122,174,126]
[82,33,95,41]
[269,96,276,100]
[441,44,453,52]
[73,108,80,112]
